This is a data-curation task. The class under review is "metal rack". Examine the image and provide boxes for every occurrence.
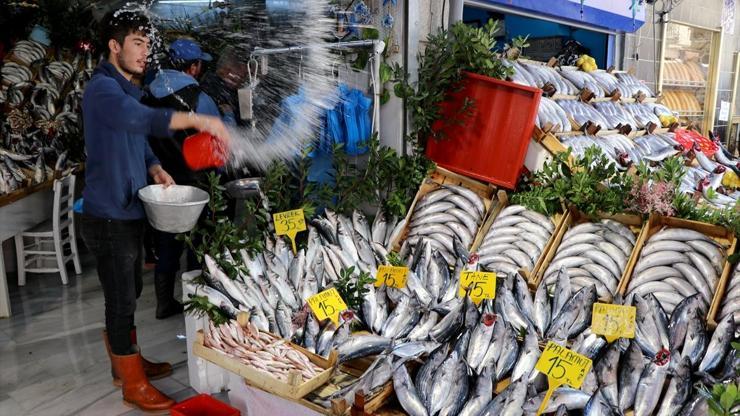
[248,39,385,138]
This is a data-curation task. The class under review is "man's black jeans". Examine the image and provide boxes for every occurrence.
[80,214,144,355]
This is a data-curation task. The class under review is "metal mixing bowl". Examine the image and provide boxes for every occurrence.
[138,185,209,233]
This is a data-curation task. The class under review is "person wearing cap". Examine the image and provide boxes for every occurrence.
[81,11,230,412]
[144,38,231,320]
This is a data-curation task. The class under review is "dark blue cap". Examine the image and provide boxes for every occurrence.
[169,39,212,62]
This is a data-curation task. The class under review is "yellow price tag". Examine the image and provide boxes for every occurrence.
[273,209,307,254]
[458,271,496,305]
[375,265,409,288]
[591,303,636,343]
[307,288,347,326]
[535,341,593,415]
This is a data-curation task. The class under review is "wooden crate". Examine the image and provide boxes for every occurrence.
[532,207,647,300]
[710,262,740,329]
[617,214,737,324]
[193,330,337,400]
[297,366,394,415]
[391,167,498,252]
[469,192,567,287]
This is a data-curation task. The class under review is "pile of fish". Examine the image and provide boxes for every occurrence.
[536,97,572,133]
[203,319,325,381]
[399,184,487,264]
[519,63,579,95]
[670,138,740,209]
[559,69,606,98]
[588,71,621,95]
[476,205,555,277]
[591,101,640,131]
[625,227,726,315]
[718,263,740,326]
[615,72,656,97]
[541,219,636,300]
[561,134,679,170]
[0,148,68,195]
[5,40,47,66]
[556,100,610,130]
[622,102,663,128]
[195,208,408,352]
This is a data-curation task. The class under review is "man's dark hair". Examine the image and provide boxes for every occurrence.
[169,57,201,72]
[99,10,153,57]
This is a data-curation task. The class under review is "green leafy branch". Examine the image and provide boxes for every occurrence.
[183,294,230,326]
[334,266,375,312]
[390,19,513,151]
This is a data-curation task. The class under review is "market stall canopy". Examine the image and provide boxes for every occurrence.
[472,0,646,33]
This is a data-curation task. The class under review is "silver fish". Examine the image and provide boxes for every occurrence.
[634,360,670,416]
[393,364,428,416]
[698,314,735,373]
[352,210,372,242]
[655,357,693,416]
[466,312,496,370]
[337,334,392,362]
[618,341,647,412]
[533,279,551,339]
[458,364,494,416]
[510,325,540,382]
[523,387,591,414]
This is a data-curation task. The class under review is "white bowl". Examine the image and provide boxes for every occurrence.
[138,185,209,233]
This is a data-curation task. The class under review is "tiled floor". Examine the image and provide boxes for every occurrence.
[0,252,219,416]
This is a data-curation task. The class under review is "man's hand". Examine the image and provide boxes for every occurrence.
[149,165,175,188]
[170,113,232,149]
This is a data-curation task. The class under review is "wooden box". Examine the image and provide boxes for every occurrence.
[533,207,647,301]
[391,166,498,252]
[469,191,567,288]
[193,330,337,400]
[617,214,737,325]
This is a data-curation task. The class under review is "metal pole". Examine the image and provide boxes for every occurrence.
[449,0,464,27]
[250,40,378,57]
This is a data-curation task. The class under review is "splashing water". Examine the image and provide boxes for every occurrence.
[119,0,344,172]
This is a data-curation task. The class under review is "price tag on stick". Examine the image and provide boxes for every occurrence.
[591,303,636,343]
[273,209,307,254]
[307,288,347,326]
[535,341,593,415]
[458,271,496,305]
[375,265,409,288]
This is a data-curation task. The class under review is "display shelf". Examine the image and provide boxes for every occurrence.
[662,80,707,88]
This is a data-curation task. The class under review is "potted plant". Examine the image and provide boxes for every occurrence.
[393,19,542,189]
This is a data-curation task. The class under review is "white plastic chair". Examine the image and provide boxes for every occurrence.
[14,174,82,285]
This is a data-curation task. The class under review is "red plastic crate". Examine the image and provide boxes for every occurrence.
[171,394,240,416]
[425,72,542,189]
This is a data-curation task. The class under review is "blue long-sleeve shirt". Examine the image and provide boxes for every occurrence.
[82,60,174,220]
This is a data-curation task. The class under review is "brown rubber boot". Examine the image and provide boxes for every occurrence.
[130,327,173,380]
[111,348,175,413]
[103,330,173,387]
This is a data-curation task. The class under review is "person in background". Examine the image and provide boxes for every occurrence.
[143,38,227,319]
[200,45,248,124]
[81,10,230,412]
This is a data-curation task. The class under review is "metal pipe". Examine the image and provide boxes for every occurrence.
[464,0,618,35]
[250,40,378,57]
[449,0,464,27]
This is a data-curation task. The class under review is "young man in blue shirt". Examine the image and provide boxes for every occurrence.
[80,10,230,412]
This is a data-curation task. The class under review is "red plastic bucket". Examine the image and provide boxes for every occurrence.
[183,132,229,170]
[425,72,542,189]
[170,394,240,416]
